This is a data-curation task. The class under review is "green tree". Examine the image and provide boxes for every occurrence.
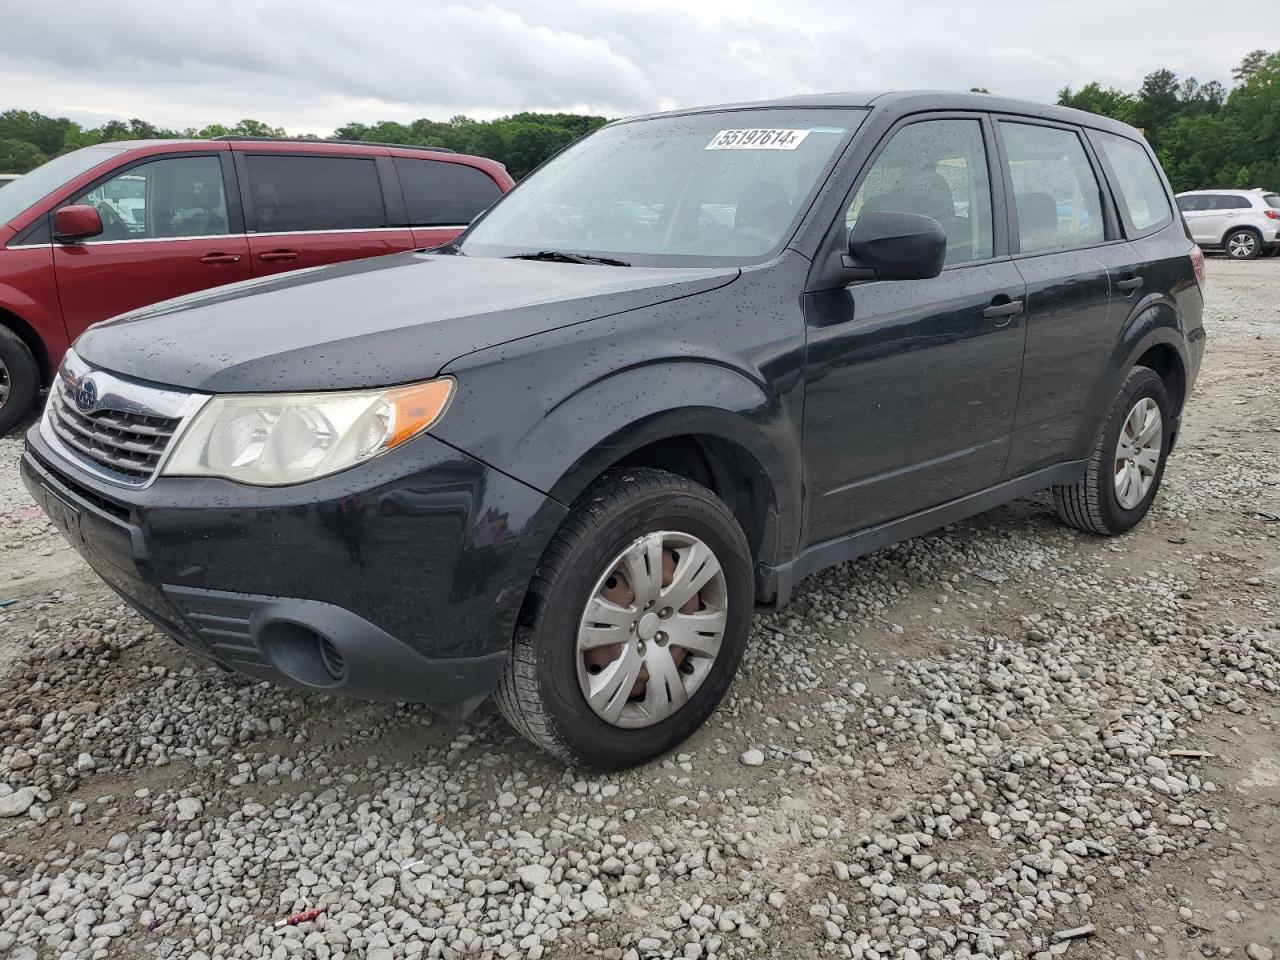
[0,138,47,172]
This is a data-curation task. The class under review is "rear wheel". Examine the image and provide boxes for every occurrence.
[1053,366,1172,535]
[495,468,753,768]
[0,327,39,437]
[1224,229,1261,260]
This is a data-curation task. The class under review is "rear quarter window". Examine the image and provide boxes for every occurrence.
[394,158,502,227]
[1095,133,1172,234]
[1263,194,1280,210]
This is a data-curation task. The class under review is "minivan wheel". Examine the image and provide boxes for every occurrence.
[1052,366,1172,536]
[0,327,40,437]
[495,468,753,768]
[1224,229,1261,260]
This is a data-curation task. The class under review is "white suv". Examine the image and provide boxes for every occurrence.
[1176,188,1280,259]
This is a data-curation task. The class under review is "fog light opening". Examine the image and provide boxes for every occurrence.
[260,621,347,688]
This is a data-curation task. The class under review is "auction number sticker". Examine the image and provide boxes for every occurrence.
[705,128,811,150]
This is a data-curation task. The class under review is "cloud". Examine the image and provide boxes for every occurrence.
[0,0,1255,132]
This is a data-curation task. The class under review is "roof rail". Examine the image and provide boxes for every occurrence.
[211,136,456,154]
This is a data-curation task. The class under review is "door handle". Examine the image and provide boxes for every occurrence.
[199,253,242,265]
[258,250,299,263]
[982,299,1024,322]
[1116,276,1144,293]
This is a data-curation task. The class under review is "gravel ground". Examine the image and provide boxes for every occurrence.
[0,256,1277,960]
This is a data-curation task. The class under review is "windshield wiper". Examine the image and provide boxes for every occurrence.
[507,250,631,267]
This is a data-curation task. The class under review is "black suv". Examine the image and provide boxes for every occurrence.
[22,92,1205,768]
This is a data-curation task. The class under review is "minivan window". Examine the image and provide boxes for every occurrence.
[246,155,386,233]
[395,158,502,226]
[72,155,229,241]
[847,118,993,266]
[1096,133,1171,233]
[0,145,127,227]
[1000,122,1105,255]
[459,108,864,267]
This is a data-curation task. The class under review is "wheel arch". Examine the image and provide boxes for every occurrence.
[0,305,53,387]
[1221,223,1262,246]
[546,409,795,590]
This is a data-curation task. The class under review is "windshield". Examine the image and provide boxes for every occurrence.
[459,108,864,267]
[0,146,128,228]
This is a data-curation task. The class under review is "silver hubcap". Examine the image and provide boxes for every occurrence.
[1228,233,1256,258]
[1114,397,1162,510]
[0,355,9,407]
[576,530,728,729]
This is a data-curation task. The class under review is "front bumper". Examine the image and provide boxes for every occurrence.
[21,427,567,713]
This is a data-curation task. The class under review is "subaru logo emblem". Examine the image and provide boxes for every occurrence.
[74,377,98,413]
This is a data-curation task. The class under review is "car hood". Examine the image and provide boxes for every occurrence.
[75,252,738,393]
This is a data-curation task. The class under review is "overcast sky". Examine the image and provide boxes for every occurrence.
[0,0,1257,133]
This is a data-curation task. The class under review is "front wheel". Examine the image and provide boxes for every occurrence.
[0,327,40,437]
[1053,366,1172,535]
[1225,229,1261,260]
[495,468,753,768]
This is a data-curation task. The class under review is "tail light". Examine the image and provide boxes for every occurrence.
[1265,210,1280,220]
[1190,245,1206,288]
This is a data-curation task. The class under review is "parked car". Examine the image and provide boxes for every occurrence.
[0,138,513,433]
[22,92,1205,768]
[1176,188,1280,259]
[0,174,22,189]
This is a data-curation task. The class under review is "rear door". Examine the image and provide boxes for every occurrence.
[997,118,1134,477]
[53,151,251,337]
[236,150,414,276]
[392,156,505,248]
[1176,194,1215,244]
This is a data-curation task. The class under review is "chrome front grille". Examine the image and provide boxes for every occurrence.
[47,379,181,480]
[40,350,207,488]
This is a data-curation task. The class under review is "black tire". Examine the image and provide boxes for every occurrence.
[1053,366,1173,535]
[0,326,40,437]
[495,468,753,769]
[1224,228,1262,260]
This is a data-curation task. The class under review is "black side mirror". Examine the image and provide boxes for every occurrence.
[845,211,946,281]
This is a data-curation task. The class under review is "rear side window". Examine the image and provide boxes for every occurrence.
[1000,122,1105,255]
[1265,194,1280,210]
[71,155,229,242]
[847,118,994,266]
[1096,133,1171,234]
[394,158,502,226]
[1210,195,1251,210]
[245,155,386,232]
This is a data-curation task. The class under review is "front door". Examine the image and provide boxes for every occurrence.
[802,116,1027,543]
[53,154,251,339]
[239,152,415,276]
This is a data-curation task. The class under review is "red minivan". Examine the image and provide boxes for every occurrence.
[0,138,513,433]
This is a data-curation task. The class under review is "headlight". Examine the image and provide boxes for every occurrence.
[162,379,454,485]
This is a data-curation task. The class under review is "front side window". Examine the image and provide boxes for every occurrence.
[1001,122,1105,255]
[395,158,502,226]
[846,118,994,266]
[0,145,127,227]
[245,155,385,232]
[459,108,863,267]
[1177,195,1205,212]
[72,155,228,241]
[1097,133,1171,233]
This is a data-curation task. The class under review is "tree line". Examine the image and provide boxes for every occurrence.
[1,47,1275,190]
[0,112,607,181]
